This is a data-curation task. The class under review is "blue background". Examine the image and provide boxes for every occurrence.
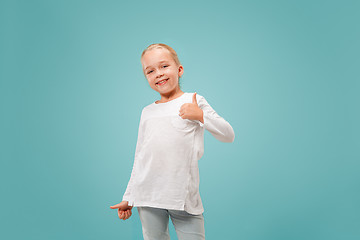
[1,0,359,239]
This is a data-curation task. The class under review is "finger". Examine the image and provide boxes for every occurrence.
[180,103,191,111]
[110,203,121,209]
[118,209,125,219]
[192,92,198,105]
[127,210,132,219]
[125,211,130,220]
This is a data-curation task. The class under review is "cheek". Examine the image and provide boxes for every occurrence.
[167,69,178,77]
[147,76,155,84]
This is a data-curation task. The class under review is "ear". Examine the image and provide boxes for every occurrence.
[178,65,184,78]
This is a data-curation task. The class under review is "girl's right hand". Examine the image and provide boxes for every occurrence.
[110,201,133,220]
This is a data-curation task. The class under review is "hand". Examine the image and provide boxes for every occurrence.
[110,201,133,220]
[179,92,204,123]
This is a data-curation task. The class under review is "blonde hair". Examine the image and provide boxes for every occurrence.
[141,43,181,66]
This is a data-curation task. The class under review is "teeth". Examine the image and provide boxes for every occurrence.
[157,79,168,84]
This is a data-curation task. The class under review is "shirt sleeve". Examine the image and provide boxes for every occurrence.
[195,94,235,143]
[122,109,145,206]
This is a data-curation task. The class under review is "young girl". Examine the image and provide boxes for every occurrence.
[110,43,235,240]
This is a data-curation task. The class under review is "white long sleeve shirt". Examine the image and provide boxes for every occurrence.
[122,92,235,215]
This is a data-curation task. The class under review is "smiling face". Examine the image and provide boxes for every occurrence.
[141,48,184,96]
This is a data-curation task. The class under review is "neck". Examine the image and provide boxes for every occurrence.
[158,88,184,103]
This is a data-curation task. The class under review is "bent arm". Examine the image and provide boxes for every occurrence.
[196,94,235,142]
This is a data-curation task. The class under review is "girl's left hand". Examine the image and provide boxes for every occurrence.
[179,92,204,123]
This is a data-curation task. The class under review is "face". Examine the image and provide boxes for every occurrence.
[141,48,184,96]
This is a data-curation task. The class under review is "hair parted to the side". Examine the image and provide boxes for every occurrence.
[141,43,181,66]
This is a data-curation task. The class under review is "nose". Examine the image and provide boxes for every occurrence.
[155,69,164,78]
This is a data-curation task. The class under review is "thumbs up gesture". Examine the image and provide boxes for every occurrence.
[179,92,204,123]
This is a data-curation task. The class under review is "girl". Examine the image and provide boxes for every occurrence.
[110,43,235,240]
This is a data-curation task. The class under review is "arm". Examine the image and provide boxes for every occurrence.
[110,110,145,221]
[179,93,235,142]
[196,94,235,143]
[122,109,145,206]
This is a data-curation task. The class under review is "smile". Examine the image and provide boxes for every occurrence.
[156,78,169,85]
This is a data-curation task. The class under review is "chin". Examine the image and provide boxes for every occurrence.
[161,87,177,94]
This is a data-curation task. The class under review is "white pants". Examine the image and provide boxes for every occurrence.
[137,206,206,240]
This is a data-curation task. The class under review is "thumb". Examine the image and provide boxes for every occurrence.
[192,92,198,105]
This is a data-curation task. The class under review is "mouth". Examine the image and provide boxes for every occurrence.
[156,78,169,86]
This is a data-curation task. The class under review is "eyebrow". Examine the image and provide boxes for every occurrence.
[144,60,170,71]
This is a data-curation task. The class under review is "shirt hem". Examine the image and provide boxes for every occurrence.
[133,201,204,215]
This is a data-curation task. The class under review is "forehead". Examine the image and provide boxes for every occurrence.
[142,48,175,69]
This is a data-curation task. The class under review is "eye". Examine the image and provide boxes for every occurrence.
[162,65,168,68]
[147,70,153,74]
